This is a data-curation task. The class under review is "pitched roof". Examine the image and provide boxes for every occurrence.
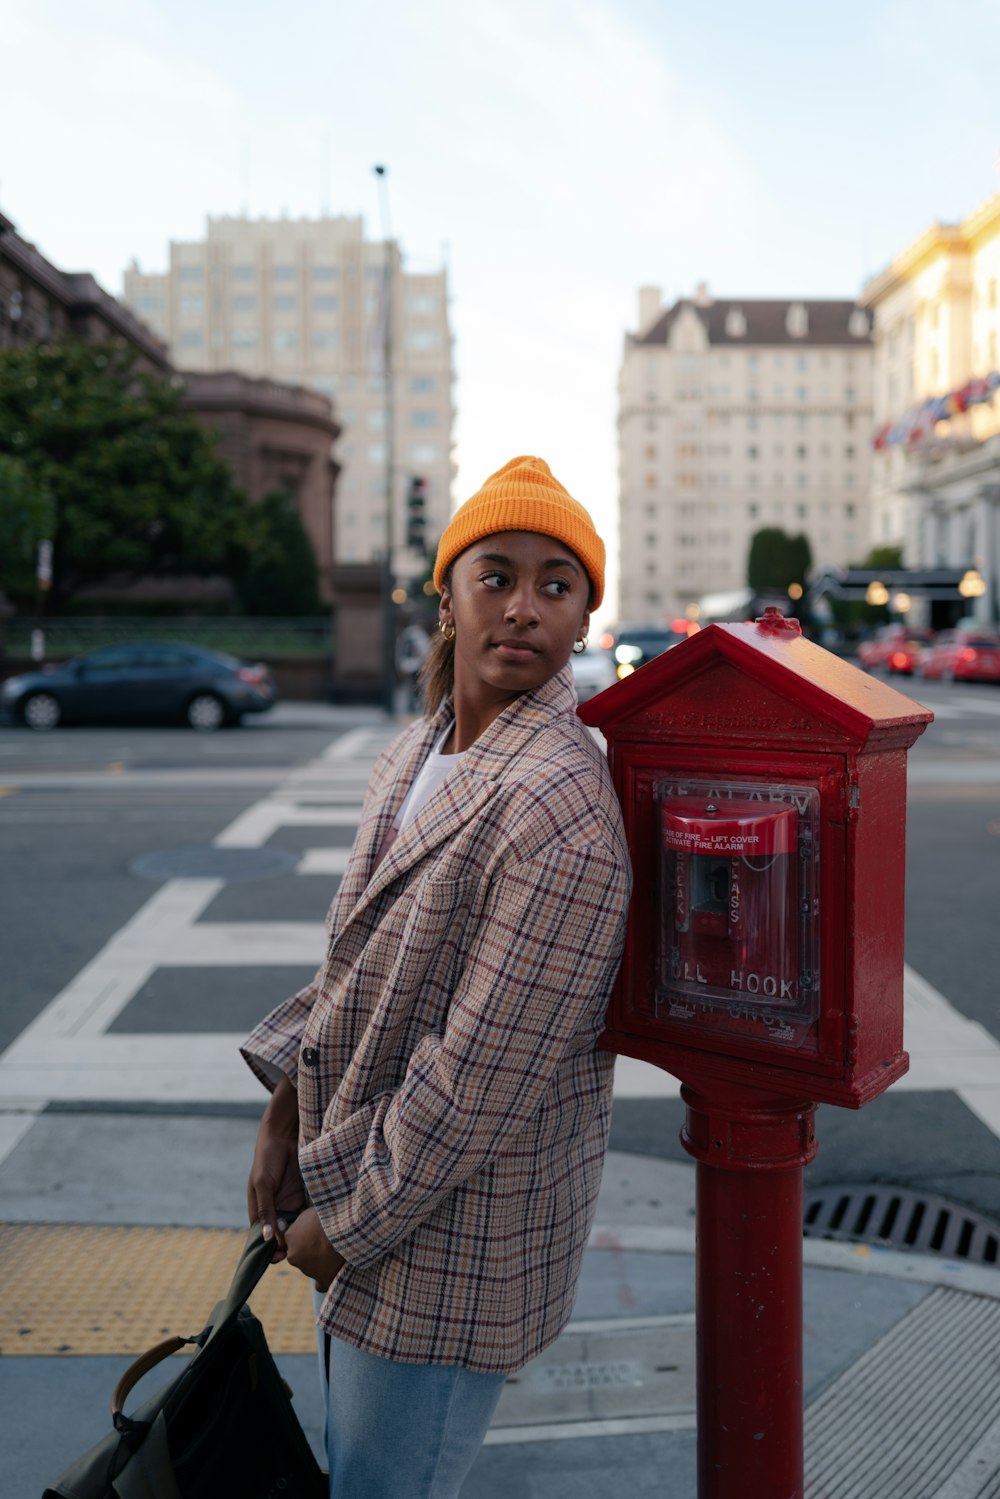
[636,297,872,349]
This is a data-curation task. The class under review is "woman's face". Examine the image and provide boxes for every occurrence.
[439,530,591,706]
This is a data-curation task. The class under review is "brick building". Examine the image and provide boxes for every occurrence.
[0,211,169,370]
[181,371,339,600]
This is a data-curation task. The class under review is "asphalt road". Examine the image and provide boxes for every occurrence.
[1,681,998,1228]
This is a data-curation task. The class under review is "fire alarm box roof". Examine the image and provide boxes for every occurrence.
[578,618,933,748]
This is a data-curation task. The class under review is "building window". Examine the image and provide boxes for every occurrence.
[232,265,256,282]
[312,265,338,281]
[178,331,203,348]
[411,410,436,428]
[407,293,438,315]
[232,294,257,312]
[796,386,808,400]
[232,330,257,347]
[179,295,203,314]
[845,503,855,518]
[368,409,386,430]
[845,386,855,401]
[407,329,439,353]
[747,445,758,459]
[272,265,297,282]
[178,266,203,282]
[796,445,807,459]
[410,443,437,464]
[368,443,386,465]
[410,376,435,393]
[272,331,298,350]
[313,377,337,395]
[796,503,807,517]
[313,331,338,348]
[272,295,297,312]
[313,294,338,312]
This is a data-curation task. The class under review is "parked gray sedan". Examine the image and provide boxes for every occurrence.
[0,642,277,731]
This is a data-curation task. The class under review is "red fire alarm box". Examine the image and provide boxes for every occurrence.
[579,611,933,1108]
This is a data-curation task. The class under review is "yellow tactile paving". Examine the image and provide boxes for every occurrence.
[0,1223,318,1357]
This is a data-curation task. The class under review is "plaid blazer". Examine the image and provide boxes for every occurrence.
[242,665,631,1373]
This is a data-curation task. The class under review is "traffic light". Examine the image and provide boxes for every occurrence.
[406,475,428,553]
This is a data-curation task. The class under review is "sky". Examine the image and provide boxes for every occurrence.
[3,0,999,616]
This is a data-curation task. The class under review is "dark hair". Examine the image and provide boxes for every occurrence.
[417,562,595,718]
[418,564,455,716]
[418,628,455,717]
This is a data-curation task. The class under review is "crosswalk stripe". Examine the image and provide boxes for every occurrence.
[1,726,996,1161]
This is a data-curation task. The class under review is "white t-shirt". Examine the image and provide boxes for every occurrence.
[395,721,466,833]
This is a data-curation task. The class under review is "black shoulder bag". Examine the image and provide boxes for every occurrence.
[44,1222,327,1499]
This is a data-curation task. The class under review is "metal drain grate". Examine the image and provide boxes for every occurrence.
[804,1183,1000,1264]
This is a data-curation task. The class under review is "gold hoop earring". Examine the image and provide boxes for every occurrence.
[572,637,587,655]
[439,621,456,641]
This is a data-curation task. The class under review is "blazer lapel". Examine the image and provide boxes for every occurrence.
[331,665,578,935]
[331,713,442,918]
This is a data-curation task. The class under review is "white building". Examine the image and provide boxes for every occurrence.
[862,192,1000,626]
[617,286,874,623]
[123,215,454,567]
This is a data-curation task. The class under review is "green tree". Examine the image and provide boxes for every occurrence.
[237,490,324,616]
[0,454,54,602]
[0,341,253,608]
[747,527,813,594]
[856,544,904,570]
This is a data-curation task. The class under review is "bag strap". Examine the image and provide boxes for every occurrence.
[112,1337,199,1427]
[110,1222,279,1425]
[202,1220,281,1344]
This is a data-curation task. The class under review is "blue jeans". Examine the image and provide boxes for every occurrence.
[315,1317,507,1498]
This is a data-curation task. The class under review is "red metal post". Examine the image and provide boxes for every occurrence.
[681,1082,818,1499]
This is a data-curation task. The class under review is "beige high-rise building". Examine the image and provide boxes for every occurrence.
[862,191,1000,625]
[123,215,454,566]
[617,286,874,623]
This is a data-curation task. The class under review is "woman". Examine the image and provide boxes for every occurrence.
[244,455,631,1498]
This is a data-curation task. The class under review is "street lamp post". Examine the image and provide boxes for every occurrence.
[373,163,396,716]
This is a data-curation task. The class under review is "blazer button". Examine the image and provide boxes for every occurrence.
[302,1047,320,1068]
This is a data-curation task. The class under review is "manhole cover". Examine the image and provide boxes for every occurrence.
[129,847,300,883]
[805,1183,1000,1265]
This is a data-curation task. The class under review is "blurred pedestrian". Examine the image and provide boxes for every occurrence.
[244,455,631,1499]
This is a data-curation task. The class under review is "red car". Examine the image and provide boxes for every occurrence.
[919,631,1000,682]
[857,624,935,675]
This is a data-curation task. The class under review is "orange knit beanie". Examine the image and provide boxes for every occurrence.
[433,456,605,608]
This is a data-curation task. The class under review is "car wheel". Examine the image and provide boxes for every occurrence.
[186,692,227,731]
[21,691,62,731]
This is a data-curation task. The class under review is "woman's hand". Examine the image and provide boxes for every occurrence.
[247,1075,307,1261]
[284,1207,346,1292]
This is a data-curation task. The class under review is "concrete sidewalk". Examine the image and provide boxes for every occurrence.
[3,1119,1000,1499]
